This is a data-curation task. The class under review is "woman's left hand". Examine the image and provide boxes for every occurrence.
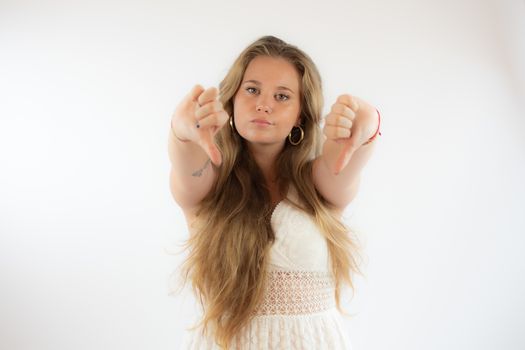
[322,94,378,175]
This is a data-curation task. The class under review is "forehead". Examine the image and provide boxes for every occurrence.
[243,56,300,90]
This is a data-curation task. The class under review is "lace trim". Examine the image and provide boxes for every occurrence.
[251,269,336,316]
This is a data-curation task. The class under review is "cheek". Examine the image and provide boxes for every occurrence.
[284,105,301,122]
[233,94,245,110]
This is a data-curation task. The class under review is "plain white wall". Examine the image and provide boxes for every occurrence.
[1,0,524,349]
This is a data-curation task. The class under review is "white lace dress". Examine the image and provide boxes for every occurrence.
[179,185,354,349]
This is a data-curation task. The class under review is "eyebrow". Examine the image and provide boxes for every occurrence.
[242,79,296,94]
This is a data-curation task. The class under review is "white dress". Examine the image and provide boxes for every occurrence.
[179,184,354,349]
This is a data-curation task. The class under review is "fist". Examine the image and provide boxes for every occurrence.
[322,94,378,174]
[171,84,230,166]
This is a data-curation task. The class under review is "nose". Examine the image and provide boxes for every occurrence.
[255,93,274,113]
[256,105,272,113]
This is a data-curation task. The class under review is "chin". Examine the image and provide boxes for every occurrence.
[245,138,272,145]
[240,136,272,144]
[238,131,286,144]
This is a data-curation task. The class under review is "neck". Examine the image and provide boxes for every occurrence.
[246,141,284,184]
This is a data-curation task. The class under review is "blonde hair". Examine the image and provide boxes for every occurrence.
[170,35,364,349]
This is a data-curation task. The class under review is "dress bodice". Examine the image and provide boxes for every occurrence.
[268,184,331,272]
[250,184,336,317]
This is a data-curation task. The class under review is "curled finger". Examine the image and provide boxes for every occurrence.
[197,87,219,108]
[336,94,360,111]
[195,100,223,119]
[195,110,228,129]
[325,113,353,129]
[330,103,356,120]
[324,125,351,140]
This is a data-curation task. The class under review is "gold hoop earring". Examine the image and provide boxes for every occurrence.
[288,125,304,145]
[229,116,234,130]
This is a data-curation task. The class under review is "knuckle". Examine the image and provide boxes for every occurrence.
[198,115,209,127]
[195,105,207,120]
[337,94,350,102]
[337,94,357,109]
[194,109,203,120]
[206,104,216,115]
[331,103,341,113]
[207,113,218,126]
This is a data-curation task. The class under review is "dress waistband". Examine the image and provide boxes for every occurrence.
[251,269,336,316]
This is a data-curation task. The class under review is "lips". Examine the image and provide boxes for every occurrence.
[251,119,272,125]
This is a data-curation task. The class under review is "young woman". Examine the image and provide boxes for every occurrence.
[168,35,381,349]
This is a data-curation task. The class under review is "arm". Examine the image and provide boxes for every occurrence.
[168,84,226,215]
[168,125,217,213]
[312,95,381,211]
[312,138,377,210]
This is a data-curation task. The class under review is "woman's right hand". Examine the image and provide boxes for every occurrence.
[171,84,230,166]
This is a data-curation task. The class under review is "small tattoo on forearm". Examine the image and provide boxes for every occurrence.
[192,159,211,177]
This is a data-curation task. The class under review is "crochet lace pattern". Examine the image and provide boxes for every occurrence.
[251,269,336,316]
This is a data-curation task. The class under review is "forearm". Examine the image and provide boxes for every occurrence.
[167,126,215,205]
[168,127,211,176]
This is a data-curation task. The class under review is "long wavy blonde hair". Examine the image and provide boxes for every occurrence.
[170,35,364,349]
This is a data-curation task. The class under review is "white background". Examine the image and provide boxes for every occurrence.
[1,0,524,349]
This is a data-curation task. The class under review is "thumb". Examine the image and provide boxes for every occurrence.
[199,130,222,166]
[333,132,361,175]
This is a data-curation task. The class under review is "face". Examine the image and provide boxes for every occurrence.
[233,56,301,147]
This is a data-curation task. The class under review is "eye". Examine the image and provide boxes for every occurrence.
[245,87,290,101]
[276,93,290,101]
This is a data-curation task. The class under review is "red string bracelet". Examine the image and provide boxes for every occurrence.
[363,108,382,145]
